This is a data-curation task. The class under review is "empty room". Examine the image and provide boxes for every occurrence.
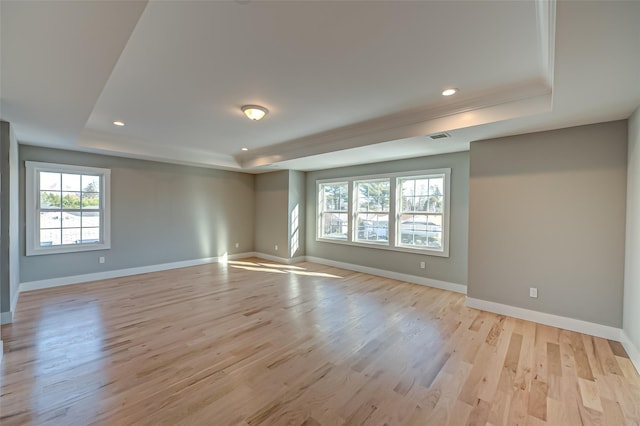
[1,0,639,424]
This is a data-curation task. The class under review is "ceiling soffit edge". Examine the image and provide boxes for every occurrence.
[77,129,240,170]
[536,0,557,87]
[238,81,553,169]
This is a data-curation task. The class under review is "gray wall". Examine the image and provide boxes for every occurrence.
[289,170,305,258]
[624,106,640,350]
[254,170,289,257]
[305,152,469,286]
[1,121,20,318]
[20,145,255,283]
[468,121,627,327]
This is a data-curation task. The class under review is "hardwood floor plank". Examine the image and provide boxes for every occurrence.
[594,337,625,376]
[465,398,491,426]
[571,332,595,381]
[609,340,629,358]
[547,342,563,378]
[527,378,548,421]
[578,376,604,412]
[601,397,627,426]
[1,258,639,425]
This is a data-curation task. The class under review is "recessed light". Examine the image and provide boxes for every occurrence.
[241,147,249,151]
[241,105,268,121]
[113,121,125,127]
[442,88,458,96]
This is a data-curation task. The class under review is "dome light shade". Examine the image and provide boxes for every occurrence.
[242,105,268,121]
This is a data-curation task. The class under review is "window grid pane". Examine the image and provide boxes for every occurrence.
[397,175,445,250]
[319,182,348,239]
[36,170,103,247]
[354,179,389,243]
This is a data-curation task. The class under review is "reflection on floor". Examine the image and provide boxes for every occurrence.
[1,258,639,425]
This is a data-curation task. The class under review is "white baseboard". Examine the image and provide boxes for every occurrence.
[0,289,21,325]
[0,310,14,325]
[19,252,254,293]
[305,256,467,294]
[620,330,640,374]
[10,289,19,314]
[465,297,622,341]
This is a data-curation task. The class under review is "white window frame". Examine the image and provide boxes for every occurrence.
[317,181,350,241]
[316,169,451,257]
[395,171,450,257]
[26,161,111,256]
[353,178,390,246]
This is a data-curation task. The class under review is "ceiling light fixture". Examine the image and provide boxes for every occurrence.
[442,88,458,96]
[241,105,268,121]
[113,120,125,126]
[241,147,249,151]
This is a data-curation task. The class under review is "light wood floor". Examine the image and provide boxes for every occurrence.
[1,258,639,425]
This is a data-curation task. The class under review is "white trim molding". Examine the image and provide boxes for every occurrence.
[305,256,466,294]
[20,252,254,292]
[465,297,622,341]
[620,331,640,375]
[0,311,14,325]
[0,289,21,325]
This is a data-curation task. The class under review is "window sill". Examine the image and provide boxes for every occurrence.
[26,242,111,256]
[315,237,448,258]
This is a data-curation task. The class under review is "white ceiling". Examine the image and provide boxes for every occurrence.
[1,0,639,172]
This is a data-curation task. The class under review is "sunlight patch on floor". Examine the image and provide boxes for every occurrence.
[226,260,342,278]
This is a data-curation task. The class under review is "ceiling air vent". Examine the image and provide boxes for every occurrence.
[429,132,450,140]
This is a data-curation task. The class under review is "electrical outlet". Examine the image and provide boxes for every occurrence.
[235,242,239,248]
[529,287,538,298]
[99,256,105,264]
[275,245,278,251]
[420,261,426,269]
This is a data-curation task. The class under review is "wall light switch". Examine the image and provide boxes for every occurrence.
[99,256,105,264]
[529,287,538,298]
[235,242,239,248]
[420,261,426,269]
[275,245,278,251]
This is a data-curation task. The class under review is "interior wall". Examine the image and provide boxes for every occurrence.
[0,122,10,313]
[624,106,640,352]
[288,170,305,258]
[468,120,627,327]
[20,145,255,283]
[305,152,469,286]
[254,170,289,258]
[0,121,19,322]
[9,124,19,313]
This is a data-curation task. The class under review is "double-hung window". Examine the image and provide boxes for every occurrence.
[26,161,111,256]
[354,179,389,244]
[317,181,349,240]
[397,174,445,250]
[316,169,450,256]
